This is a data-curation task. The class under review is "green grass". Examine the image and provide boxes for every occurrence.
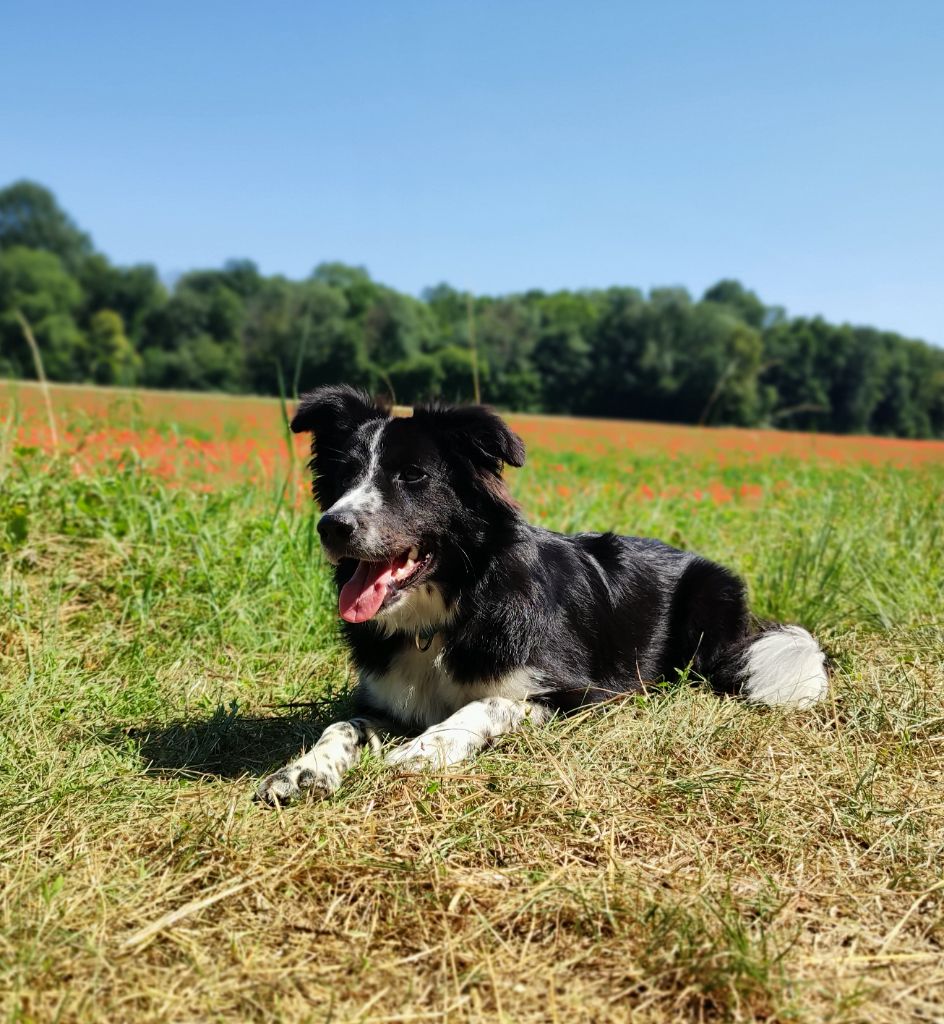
[1,412,943,1023]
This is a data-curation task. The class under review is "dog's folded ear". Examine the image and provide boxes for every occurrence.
[291,385,385,436]
[415,404,526,473]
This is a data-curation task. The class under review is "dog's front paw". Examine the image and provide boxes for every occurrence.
[385,732,472,770]
[254,764,339,806]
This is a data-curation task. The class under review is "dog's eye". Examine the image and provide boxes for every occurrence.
[397,466,428,485]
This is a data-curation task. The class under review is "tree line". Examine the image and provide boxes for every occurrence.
[1,179,942,438]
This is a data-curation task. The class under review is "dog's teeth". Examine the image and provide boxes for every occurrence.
[408,546,419,561]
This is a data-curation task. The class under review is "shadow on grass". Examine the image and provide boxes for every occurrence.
[120,698,350,780]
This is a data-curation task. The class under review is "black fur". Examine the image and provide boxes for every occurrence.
[287,385,790,725]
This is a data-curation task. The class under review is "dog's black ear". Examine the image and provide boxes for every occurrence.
[291,385,384,436]
[414,403,526,473]
[292,385,388,511]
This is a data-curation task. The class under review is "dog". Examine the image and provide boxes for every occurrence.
[256,385,828,805]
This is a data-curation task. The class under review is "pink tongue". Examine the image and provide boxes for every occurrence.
[339,558,398,623]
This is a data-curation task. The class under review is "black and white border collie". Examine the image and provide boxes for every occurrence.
[256,385,828,805]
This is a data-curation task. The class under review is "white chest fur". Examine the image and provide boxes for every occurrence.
[360,637,545,730]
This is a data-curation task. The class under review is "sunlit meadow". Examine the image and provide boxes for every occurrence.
[2,380,943,1023]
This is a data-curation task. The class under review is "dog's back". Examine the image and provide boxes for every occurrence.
[367,520,827,718]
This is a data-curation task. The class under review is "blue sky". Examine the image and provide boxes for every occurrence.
[3,1,943,342]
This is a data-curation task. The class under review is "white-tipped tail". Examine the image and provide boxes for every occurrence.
[742,625,828,708]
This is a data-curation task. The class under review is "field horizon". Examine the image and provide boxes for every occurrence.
[2,379,943,1022]
[6,377,944,468]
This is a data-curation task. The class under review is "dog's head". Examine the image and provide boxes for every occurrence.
[291,385,525,628]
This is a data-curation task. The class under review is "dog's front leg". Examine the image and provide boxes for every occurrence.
[256,717,383,805]
[385,697,551,770]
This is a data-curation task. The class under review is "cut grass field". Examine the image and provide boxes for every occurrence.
[2,380,943,1023]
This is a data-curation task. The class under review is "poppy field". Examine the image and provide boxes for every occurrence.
[2,379,943,1023]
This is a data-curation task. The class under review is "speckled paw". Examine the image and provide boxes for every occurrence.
[254,765,338,805]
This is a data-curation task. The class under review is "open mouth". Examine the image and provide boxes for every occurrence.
[338,546,433,623]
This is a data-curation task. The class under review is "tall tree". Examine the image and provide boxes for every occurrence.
[0,246,86,380]
[0,181,94,272]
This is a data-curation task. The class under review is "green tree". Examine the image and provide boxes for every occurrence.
[0,180,94,272]
[80,255,166,343]
[242,276,373,394]
[532,292,598,413]
[584,287,647,417]
[473,295,542,410]
[312,263,378,317]
[703,279,768,329]
[387,352,444,401]
[88,309,141,385]
[362,288,436,367]
[0,246,86,380]
[761,319,833,429]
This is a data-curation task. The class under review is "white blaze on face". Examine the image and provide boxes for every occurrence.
[324,419,387,536]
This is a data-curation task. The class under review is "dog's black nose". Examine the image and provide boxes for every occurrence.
[318,510,357,548]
